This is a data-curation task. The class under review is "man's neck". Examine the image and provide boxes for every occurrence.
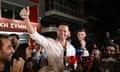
[57,38,65,42]
[57,38,67,48]
[0,62,4,72]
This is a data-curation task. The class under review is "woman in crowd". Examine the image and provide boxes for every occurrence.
[71,28,97,72]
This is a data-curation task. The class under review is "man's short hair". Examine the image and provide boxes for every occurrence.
[9,34,19,40]
[0,34,9,49]
[104,44,117,52]
[57,22,70,28]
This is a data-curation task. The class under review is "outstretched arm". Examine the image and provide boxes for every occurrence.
[19,7,49,49]
[19,7,34,34]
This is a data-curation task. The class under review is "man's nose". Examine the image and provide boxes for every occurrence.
[11,47,15,53]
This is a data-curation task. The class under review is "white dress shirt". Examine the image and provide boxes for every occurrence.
[30,32,76,72]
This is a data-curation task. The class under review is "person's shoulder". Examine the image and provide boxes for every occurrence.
[47,37,56,42]
[67,41,76,49]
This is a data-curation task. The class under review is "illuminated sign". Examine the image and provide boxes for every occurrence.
[0,18,40,32]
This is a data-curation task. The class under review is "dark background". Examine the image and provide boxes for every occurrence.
[85,0,120,35]
[84,0,120,48]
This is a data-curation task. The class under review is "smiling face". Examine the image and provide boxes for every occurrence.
[0,38,15,62]
[105,46,116,56]
[57,25,70,40]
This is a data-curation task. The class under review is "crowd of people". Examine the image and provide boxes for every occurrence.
[0,7,120,72]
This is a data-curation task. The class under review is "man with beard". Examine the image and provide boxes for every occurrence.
[0,34,24,72]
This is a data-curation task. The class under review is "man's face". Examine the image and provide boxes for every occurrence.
[105,46,116,56]
[106,46,116,54]
[77,31,86,41]
[9,36,19,49]
[0,38,15,62]
[91,49,100,59]
[57,25,70,40]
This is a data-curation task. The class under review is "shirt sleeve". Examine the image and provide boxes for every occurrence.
[30,31,49,48]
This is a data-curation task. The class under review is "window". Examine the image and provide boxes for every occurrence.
[1,2,22,20]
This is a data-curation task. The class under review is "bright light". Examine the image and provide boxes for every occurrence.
[0,31,29,35]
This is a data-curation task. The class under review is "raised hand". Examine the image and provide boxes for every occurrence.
[80,40,86,50]
[19,7,30,20]
[19,6,35,33]
[10,57,25,72]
